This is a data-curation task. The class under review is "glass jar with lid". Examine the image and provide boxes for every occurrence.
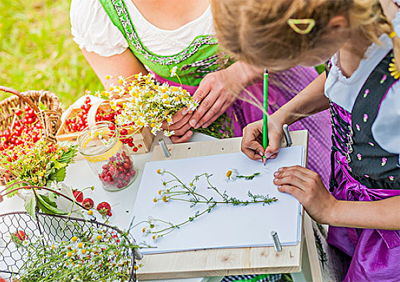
[77,121,137,192]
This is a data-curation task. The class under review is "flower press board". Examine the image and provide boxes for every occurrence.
[134,131,309,280]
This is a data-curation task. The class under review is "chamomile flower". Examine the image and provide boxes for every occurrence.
[164,130,175,137]
[170,66,178,77]
[225,169,239,181]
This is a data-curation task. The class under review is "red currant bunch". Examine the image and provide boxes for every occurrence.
[0,105,43,156]
[65,97,92,133]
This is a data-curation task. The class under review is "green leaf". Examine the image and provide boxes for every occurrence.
[54,167,67,182]
[57,145,78,164]
[48,191,57,202]
[37,194,67,215]
[47,167,67,183]
[5,180,20,197]
[53,161,66,170]
[44,162,55,178]
[24,194,37,218]
[39,194,57,208]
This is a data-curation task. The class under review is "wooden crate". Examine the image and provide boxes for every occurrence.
[56,100,154,154]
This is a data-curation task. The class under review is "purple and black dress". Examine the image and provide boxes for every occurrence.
[327,51,400,281]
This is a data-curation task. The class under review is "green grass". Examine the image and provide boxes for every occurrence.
[0,0,103,109]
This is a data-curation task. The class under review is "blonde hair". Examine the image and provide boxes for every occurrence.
[212,0,400,70]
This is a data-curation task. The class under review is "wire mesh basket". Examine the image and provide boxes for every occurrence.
[0,211,138,281]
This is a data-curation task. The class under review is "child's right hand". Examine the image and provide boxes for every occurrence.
[241,116,284,162]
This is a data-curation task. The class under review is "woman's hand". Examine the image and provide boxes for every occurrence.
[165,62,262,143]
[162,111,194,143]
[273,166,337,224]
[241,115,284,162]
[189,62,262,130]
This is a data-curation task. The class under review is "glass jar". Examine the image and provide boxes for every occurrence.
[77,121,138,192]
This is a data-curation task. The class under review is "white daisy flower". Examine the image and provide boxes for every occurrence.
[164,130,175,137]
[170,66,178,77]
[225,169,239,181]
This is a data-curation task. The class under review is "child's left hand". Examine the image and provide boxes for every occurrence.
[273,165,338,224]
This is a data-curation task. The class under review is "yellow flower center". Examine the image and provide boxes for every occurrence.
[226,170,232,178]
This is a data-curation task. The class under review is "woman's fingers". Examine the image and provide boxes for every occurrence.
[170,130,193,143]
[190,91,219,128]
[168,113,192,130]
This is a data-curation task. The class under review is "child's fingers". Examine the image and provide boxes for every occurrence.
[273,173,307,192]
[264,130,281,159]
[241,140,264,161]
[276,165,317,178]
[277,184,305,201]
[241,121,265,161]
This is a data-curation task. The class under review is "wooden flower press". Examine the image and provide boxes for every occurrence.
[138,130,324,282]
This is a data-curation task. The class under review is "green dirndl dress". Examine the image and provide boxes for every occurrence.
[98,1,324,281]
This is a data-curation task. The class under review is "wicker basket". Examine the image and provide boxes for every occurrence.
[56,99,154,154]
[0,86,62,143]
[0,86,63,184]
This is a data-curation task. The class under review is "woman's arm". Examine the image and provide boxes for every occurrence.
[82,48,148,90]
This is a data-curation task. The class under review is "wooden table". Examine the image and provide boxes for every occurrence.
[0,131,322,282]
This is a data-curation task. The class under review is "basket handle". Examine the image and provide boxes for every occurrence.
[0,86,40,112]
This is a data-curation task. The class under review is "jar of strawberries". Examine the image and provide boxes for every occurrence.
[77,121,137,192]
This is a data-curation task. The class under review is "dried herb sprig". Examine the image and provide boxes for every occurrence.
[137,169,277,240]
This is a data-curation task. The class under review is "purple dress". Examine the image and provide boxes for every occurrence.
[155,66,332,187]
[327,52,400,281]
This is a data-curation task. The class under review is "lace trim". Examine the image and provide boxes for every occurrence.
[111,0,218,65]
[330,34,391,84]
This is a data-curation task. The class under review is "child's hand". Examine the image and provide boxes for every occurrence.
[273,166,338,224]
[241,117,283,162]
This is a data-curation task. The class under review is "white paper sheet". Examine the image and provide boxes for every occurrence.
[131,146,304,254]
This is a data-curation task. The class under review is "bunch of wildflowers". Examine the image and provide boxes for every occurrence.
[14,226,138,282]
[96,73,199,137]
[0,138,77,188]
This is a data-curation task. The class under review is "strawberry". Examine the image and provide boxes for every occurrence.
[12,230,27,242]
[72,190,84,203]
[97,202,112,216]
[82,198,94,209]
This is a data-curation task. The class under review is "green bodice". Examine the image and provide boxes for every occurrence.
[99,0,228,86]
